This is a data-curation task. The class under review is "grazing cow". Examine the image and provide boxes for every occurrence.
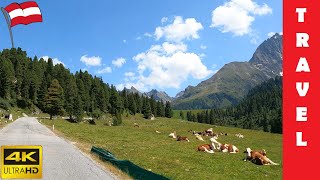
[198,144,214,154]
[204,128,216,136]
[244,148,278,165]
[210,136,222,150]
[195,134,204,141]
[169,131,177,139]
[235,133,244,138]
[177,135,190,142]
[220,144,239,153]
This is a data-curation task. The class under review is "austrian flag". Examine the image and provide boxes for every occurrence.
[4,1,42,27]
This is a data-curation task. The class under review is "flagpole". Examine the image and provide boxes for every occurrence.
[1,7,14,48]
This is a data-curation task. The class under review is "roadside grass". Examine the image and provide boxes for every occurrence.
[41,115,282,180]
[0,107,24,128]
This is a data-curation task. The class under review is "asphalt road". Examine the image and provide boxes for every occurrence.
[0,117,116,180]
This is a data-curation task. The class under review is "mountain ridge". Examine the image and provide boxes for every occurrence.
[172,33,283,109]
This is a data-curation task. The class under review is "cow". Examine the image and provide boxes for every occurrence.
[195,134,204,141]
[220,144,239,153]
[210,136,222,150]
[177,135,190,142]
[243,148,279,165]
[169,131,177,139]
[198,144,214,154]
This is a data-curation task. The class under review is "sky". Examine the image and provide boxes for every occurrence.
[0,0,282,97]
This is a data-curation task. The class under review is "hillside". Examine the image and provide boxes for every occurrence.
[182,76,282,133]
[41,115,282,180]
[173,33,283,109]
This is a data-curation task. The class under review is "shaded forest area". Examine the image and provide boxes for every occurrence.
[182,77,282,133]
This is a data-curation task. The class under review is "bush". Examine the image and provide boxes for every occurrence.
[92,109,102,120]
[112,111,122,126]
[0,98,10,110]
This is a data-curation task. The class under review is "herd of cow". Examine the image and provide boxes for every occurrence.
[168,128,279,166]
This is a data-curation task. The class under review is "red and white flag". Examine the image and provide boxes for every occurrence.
[4,1,42,27]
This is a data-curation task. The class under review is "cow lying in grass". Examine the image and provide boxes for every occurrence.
[169,131,177,139]
[210,136,221,150]
[198,144,214,154]
[244,148,279,165]
[177,135,190,142]
[195,134,204,141]
[210,136,239,153]
[220,144,239,153]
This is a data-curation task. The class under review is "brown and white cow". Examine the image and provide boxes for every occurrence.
[220,144,239,153]
[244,148,278,165]
[198,144,214,154]
[177,135,190,142]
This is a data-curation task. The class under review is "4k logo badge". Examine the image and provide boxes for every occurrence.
[1,146,42,179]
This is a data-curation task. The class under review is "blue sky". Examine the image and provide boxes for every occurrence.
[0,0,282,97]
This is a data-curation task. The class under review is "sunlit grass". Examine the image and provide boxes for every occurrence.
[41,115,282,180]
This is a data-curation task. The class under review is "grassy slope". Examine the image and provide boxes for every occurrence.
[41,116,282,180]
[0,108,24,128]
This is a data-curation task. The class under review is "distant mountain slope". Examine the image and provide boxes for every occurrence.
[184,76,282,133]
[125,87,173,103]
[146,89,173,102]
[173,33,283,109]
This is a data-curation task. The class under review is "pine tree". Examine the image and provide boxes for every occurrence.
[73,94,83,122]
[128,94,137,115]
[64,76,78,120]
[143,98,152,119]
[165,101,173,118]
[109,85,123,115]
[0,58,15,99]
[180,111,184,120]
[45,79,64,119]
[113,110,122,126]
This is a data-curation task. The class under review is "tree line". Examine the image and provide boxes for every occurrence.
[181,77,282,134]
[0,48,173,124]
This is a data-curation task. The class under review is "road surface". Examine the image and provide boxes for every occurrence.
[0,117,116,180]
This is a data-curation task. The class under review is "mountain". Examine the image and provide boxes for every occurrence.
[124,87,173,103]
[173,33,283,109]
[184,76,282,133]
[125,86,143,96]
[146,89,173,102]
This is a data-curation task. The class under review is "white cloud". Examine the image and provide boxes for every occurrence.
[129,42,213,90]
[97,67,112,74]
[136,36,142,40]
[112,57,126,68]
[267,32,276,37]
[41,56,65,67]
[80,55,102,66]
[200,45,207,50]
[116,84,125,91]
[144,33,153,37]
[155,16,203,42]
[125,72,135,77]
[250,38,258,45]
[123,40,127,43]
[161,17,168,24]
[268,31,283,38]
[211,0,272,36]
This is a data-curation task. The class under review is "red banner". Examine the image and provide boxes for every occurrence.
[283,1,320,179]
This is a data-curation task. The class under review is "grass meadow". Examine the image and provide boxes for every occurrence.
[41,115,282,180]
